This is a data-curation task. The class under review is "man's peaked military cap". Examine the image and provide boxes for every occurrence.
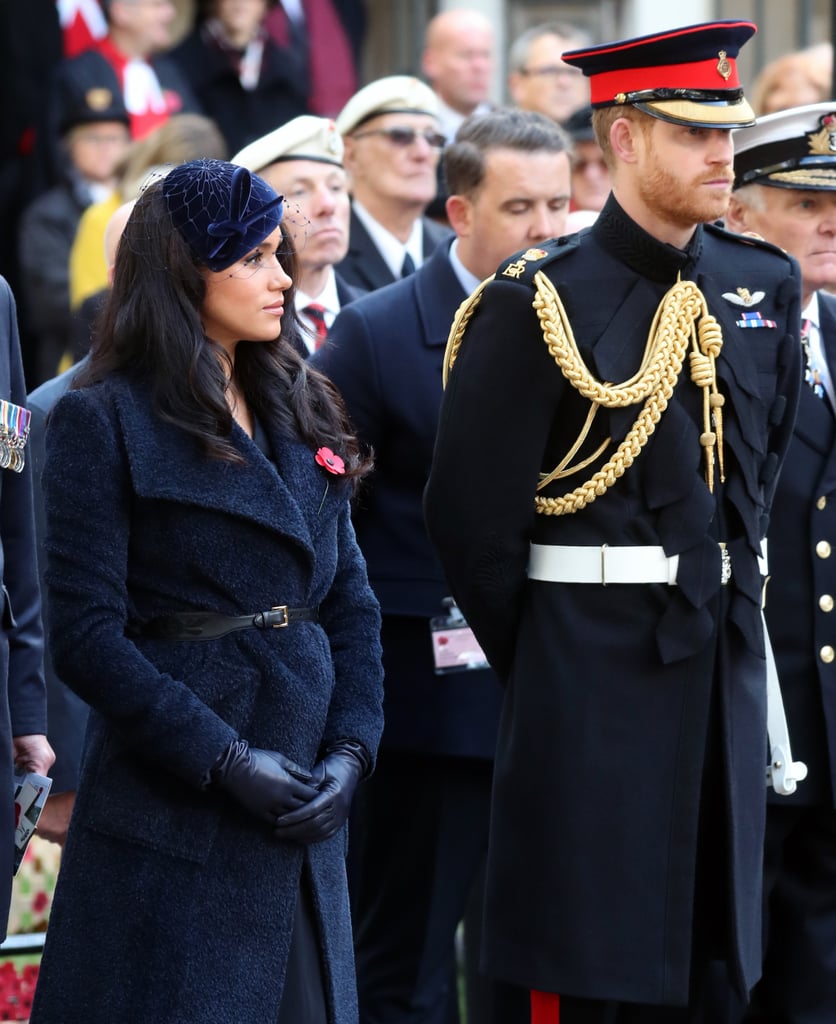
[562,20,757,129]
[733,102,836,191]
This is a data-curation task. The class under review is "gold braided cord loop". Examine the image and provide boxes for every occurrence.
[442,277,493,387]
[439,267,726,518]
[533,271,725,516]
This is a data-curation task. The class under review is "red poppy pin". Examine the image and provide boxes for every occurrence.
[315,447,345,475]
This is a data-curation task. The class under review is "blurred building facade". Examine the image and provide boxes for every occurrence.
[360,0,833,106]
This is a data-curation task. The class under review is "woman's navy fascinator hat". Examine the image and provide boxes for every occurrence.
[161,158,284,272]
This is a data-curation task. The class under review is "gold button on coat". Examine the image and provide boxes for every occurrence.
[816,540,832,559]
[821,646,835,664]
[817,496,828,510]
[820,595,835,613]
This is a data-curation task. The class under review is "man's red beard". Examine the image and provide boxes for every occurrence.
[639,161,734,229]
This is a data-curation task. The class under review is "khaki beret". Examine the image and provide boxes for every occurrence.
[336,75,441,136]
[232,116,344,172]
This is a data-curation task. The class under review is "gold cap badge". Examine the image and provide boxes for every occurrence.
[807,113,836,156]
[85,88,115,112]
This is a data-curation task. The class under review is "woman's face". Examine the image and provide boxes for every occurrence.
[200,225,292,359]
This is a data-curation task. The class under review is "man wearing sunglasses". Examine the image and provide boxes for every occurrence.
[335,75,452,292]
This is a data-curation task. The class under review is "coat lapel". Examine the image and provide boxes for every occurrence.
[114,383,317,557]
[414,241,466,350]
[342,209,397,291]
[809,291,836,492]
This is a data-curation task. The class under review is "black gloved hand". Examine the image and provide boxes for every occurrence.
[272,741,368,844]
[211,739,319,824]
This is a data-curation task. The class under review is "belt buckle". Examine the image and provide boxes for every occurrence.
[269,605,289,628]
[719,542,732,586]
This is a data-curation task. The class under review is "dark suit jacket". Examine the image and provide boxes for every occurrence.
[0,278,48,938]
[766,290,836,806]
[334,205,451,293]
[311,241,504,759]
[28,360,88,793]
[168,28,309,155]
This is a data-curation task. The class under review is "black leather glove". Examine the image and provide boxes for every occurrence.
[272,741,369,844]
[211,739,319,824]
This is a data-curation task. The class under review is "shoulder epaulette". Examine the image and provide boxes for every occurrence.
[705,220,795,264]
[495,233,582,289]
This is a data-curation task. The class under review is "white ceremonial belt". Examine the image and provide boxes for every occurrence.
[528,543,679,586]
[528,542,806,796]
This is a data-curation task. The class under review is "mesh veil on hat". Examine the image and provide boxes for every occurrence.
[733,102,836,191]
[562,20,757,129]
[161,159,284,272]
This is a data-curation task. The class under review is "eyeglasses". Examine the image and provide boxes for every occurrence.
[519,64,584,79]
[351,127,447,149]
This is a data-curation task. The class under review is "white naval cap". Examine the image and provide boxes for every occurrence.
[232,116,344,172]
[733,102,836,190]
[335,75,441,136]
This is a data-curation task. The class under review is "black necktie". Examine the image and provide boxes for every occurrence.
[400,251,416,278]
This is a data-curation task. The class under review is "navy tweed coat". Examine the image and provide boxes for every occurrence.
[31,373,384,1023]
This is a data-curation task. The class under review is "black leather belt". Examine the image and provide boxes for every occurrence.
[132,606,319,641]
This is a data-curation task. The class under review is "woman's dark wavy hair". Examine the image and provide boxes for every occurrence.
[75,179,371,484]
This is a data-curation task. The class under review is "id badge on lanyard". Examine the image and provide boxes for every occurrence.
[429,598,489,675]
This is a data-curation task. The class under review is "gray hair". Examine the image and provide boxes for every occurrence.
[508,21,591,73]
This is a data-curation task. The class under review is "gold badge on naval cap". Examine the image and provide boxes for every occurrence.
[808,113,836,156]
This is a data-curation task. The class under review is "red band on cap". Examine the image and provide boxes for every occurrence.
[590,55,740,104]
[531,990,560,1024]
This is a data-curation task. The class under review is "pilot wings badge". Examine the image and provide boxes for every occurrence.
[722,287,765,307]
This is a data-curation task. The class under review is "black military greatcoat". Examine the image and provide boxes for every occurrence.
[424,195,802,1006]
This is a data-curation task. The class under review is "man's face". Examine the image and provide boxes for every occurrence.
[632,119,735,234]
[423,19,494,115]
[258,159,351,274]
[214,0,268,46]
[509,34,588,125]
[343,112,442,209]
[114,0,176,54]
[728,186,836,299]
[571,138,610,212]
[453,147,571,281]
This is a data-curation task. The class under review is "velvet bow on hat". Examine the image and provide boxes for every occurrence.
[161,158,285,272]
